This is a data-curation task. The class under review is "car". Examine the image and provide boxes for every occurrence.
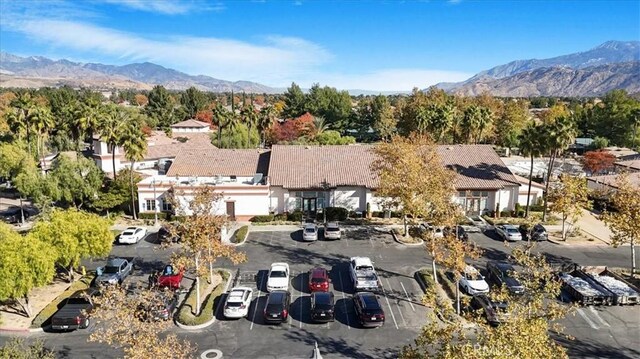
[51,289,99,331]
[459,265,490,295]
[353,292,385,328]
[158,225,180,243]
[224,287,253,319]
[486,261,525,295]
[422,223,444,238]
[444,225,469,241]
[308,267,330,292]
[303,223,318,241]
[156,264,184,290]
[495,224,522,241]
[263,290,291,324]
[323,222,341,240]
[310,291,335,323]
[118,227,147,244]
[519,223,548,241]
[266,263,290,292]
[138,290,178,322]
[470,294,510,326]
[96,258,133,286]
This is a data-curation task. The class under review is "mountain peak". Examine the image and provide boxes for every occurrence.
[593,40,640,51]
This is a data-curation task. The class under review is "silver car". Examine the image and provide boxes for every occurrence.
[495,224,523,241]
[303,224,318,241]
[323,222,341,240]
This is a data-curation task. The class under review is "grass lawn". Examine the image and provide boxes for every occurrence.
[30,274,95,328]
[176,270,230,326]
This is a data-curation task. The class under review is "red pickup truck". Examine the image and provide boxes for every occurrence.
[156,265,184,290]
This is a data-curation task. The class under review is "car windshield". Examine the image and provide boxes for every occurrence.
[361,296,380,309]
[506,228,519,234]
[266,304,282,312]
[226,301,243,307]
[305,228,316,234]
[66,297,90,305]
[270,270,286,278]
[311,278,326,283]
[104,266,119,274]
[122,231,134,235]
[465,272,482,280]
[326,227,340,232]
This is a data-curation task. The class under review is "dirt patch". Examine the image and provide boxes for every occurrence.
[0,278,71,331]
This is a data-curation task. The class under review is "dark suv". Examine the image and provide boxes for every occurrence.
[519,223,548,241]
[444,226,469,241]
[310,291,335,323]
[353,292,385,328]
[486,261,524,295]
[263,290,291,324]
[470,294,509,326]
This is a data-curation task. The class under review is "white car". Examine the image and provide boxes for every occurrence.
[460,265,490,295]
[495,224,523,241]
[223,287,253,319]
[266,263,290,292]
[422,223,444,238]
[303,224,318,241]
[118,227,147,244]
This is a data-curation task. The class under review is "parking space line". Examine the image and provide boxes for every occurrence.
[380,282,399,329]
[577,308,599,330]
[338,274,351,330]
[400,281,416,312]
[299,274,304,329]
[250,273,264,331]
[368,236,374,248]
[588,306,610,327]
[386,278,406,327]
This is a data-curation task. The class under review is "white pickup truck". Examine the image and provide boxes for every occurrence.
[349,257,381,292]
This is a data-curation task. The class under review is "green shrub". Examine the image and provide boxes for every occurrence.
[249,215,274,223]
[391,211,403,218]
[138,212,171,221]
[528,204,545,212]
[416,269,435,293]
[499,210,512,218]
[325,207,348,221]
[31,275,94,328]
[176,270,229,326]
[371,211,383,218]
[482,215,495,225]
[287,210,303,222]
[436,269,458,302]
[234,225,249,244]
[274,213,287,221]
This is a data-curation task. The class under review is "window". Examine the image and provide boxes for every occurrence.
[145,199,156,211]
[161,200,172,212]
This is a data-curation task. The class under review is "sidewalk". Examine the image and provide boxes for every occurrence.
[574,208,614,245]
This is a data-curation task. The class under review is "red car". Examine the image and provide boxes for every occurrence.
[308,267,330,292]
[156,265,184,290]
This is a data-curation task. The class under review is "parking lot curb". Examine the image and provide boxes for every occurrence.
[547,237,568,246]
[390,230,424,246]
[174,269,232,331]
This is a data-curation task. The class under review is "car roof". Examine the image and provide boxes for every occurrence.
[227,289,250,302]
[270,263,288,271]
[304,224,317,229]
[464,265,480,274]
[267,291,288,302]
[106,258,127,266]
[351,257,373,266]
[325,222,339,228]
[357,292,380,308]
[312,291,334,302]
[310,268,328,277]
[503,224,519,229]
[494,262,514,271]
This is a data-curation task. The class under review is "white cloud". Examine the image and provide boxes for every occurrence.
[100,0,220,15]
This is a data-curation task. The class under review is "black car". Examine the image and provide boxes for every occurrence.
[263,290,291,324]
[158,225,180,243]
[51,288,100,331]
[353,292,385,328]
[486,261,524,295]
[0,207,34,224]
[444,226,469,241]
[519,223,548,241]
[138,291,179,322]
[310,291,335,323]
[470,294,509,326]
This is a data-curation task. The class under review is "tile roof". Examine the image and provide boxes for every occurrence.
[587,172,640,189]
[166,149,270,177]
[614,160,640,171]
[143,131,216,160]
[513,174,545,189]
[268,144,519,190]
[170,119,210,128]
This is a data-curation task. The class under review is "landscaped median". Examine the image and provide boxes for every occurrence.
[231,225,249,245]
[175,269,230,330]
[30,274,95,329]
[390,227,424,246]
[414,267,467,325]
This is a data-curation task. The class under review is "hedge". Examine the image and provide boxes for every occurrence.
[250,215,274,223]
[287,210,303,222]
[176,270,229,326]
[325,207,348,221]
[138,212,170,221]
[234,225,249,244]
[31,275,94,328]
[436,269,459,302]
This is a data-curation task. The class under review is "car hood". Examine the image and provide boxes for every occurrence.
[466,279,489,291]
[97,274,119,282]
[268,277,288,287]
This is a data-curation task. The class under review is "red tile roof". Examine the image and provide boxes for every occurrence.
[267,144,518,190]
[587,172,640,189]
[170,119,210,128]
[614,160,640,171]
[166,149,269,177]
[143,131,215,160]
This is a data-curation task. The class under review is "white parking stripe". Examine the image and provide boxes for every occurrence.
[400,281,416,312]
[338,274,350,330]
[299,275,304,329]
[368,236,375,248]
[250,273,264,331]
[386,278,406,327]
[380,282,399,329]
[577,308,599,330]
[588,306,611,327]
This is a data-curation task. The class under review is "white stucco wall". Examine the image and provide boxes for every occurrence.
[171,127,209,133]
[331,187,366,211]
[517,185,544,207]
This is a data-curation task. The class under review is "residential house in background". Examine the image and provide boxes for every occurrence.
[513,174,545,207]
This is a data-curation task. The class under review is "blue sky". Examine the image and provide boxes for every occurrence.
[1,0,638,91]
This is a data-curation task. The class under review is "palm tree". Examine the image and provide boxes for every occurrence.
[461,105,481,144]
[74,97,103,151]
[31,104,55,170]
[476,107,493,144]
[519,123,544,217]
[541,116,576,221]
[240,104,259,148]
[312,116,329,137]
[7,92,37,156]
[120,121,147,221]
[257,105,276,146]
[99,105,128,180]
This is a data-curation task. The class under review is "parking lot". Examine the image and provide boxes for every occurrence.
[185,228,432,359]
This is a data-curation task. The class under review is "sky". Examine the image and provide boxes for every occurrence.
[0,0,638,91]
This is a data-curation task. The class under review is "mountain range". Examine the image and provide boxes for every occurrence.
[436,40,640,97]
[1,40,639,96]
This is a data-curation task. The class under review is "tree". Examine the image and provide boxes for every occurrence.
[146,85,179,129]
[461,105,482,144]
[6,92,37,156]
[99,104,126,179]
[74,93,104,151]
[305,84,352,131]
[134,93,149,107]
[180,87,208,120]
[519,123,544,217]
[240,104,259,147]
[602,175,640,277]
[119,120,148,220]
[582,150,616,175]
[0,142,32,181]
[257,105,276,145]
[0,223,56,317]
[282,82,307,119]
[547,174,591,240]
[0,338,54,359]
[48,155,103,209]
[495,100,528,148]
[315,130,356,145]
[168,186,246,314]
[541,116,577,221]
[28,209,112,282]
[590,136,609,150]
[91,167,142,217]
[89,285,194,359]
